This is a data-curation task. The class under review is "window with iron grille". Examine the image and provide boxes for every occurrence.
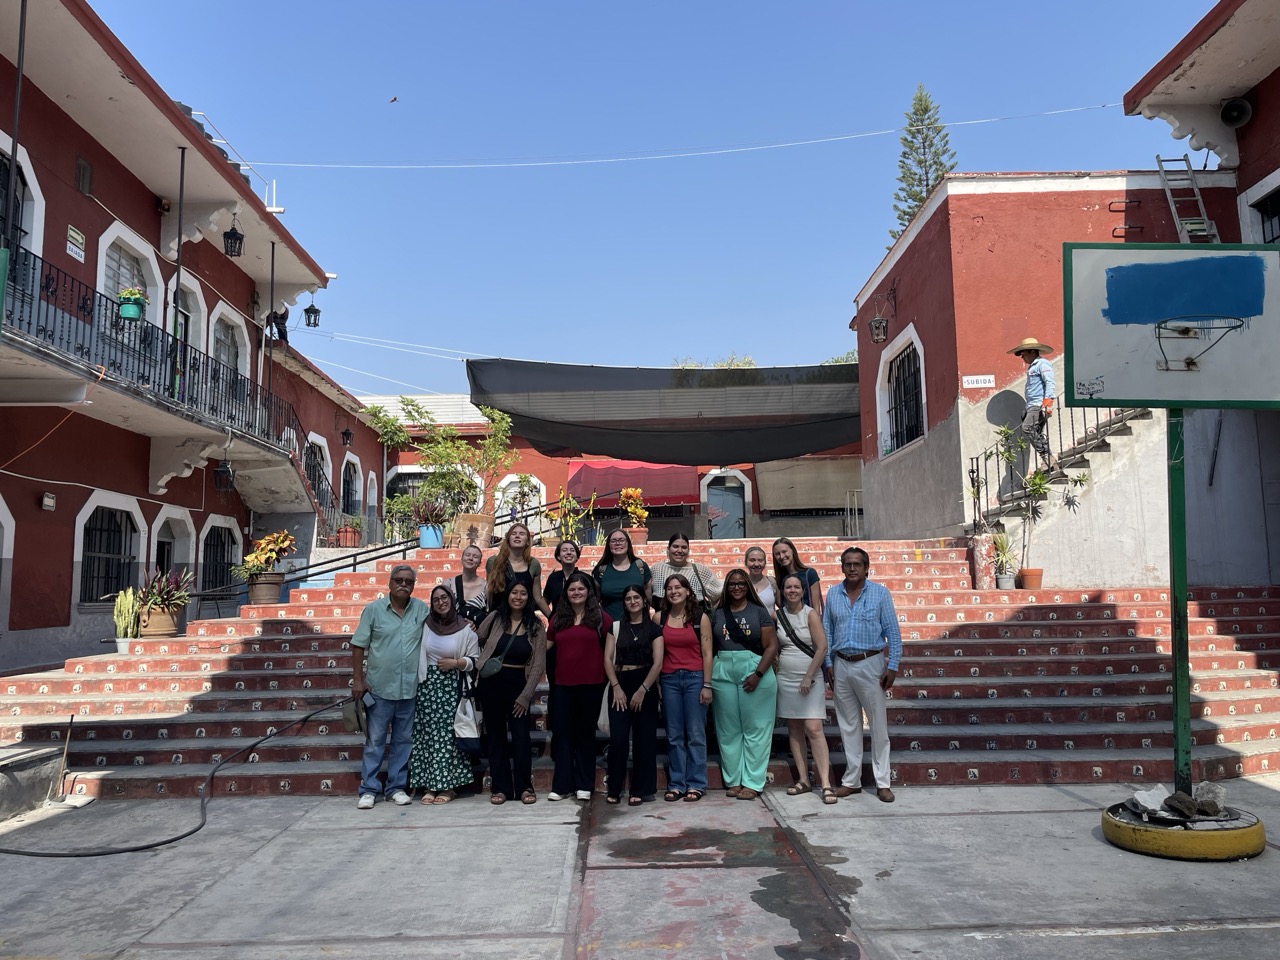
[105,242,148,319]
[341,461,360,515]
[304,444,327,493]
[886,344,923,452]
[80,507,137,603]
[1259,190,1280,245]
[0,153,29,244]
[201,526,236,591]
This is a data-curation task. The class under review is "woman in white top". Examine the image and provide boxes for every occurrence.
[745,546,776,609]
[650,533,723,608]
[409,586,479,804]
[774,573,835,804]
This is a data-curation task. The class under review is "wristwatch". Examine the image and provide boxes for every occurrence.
[753,670,765,679]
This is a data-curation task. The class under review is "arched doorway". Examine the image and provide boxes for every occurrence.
[706,475,746,539]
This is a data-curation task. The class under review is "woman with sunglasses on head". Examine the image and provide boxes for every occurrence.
[712,569,778,802]
[486,522,552,617]
[592,529,651,621]
[602,584,664,805]
[546,571,612,801]
[408,586,479,805]
[776,573,835,804]
[475,582,547,805]
[651,533,722,609]
[542,540,582,616]
[772,537,823,613]
[745,546,777,610]
[448,543,489,628]
[658,573,714,802]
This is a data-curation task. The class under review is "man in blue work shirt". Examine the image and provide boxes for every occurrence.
[822,547,901,803]
[1010,336,1055,471]
[351,563,428,809]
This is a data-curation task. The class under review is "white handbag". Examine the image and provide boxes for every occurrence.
[597,622,621,737]
[453,671,482,756]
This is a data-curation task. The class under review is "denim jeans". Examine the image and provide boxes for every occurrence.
[660,668,707,793]
[360,692,416,797]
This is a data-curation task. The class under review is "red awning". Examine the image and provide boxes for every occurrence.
[566,461,700,508]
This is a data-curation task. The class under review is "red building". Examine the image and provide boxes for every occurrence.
[0,0,380,671]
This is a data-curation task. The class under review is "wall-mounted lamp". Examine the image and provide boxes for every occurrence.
[336,413,354,447]
[303,294,321,328]
[222,215,245,258]
[866,284,897,344]
[212,460,236,492]
[41,492,56,511]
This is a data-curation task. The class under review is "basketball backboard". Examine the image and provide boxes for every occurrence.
[1064,243,1280,408]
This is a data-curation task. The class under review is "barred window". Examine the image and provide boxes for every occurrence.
[201,526,236,591]
[1258,190,1280,245]
[0,154,29,244]
[80,507,137,602]
[105,242,147,299]
[304,443,327,493]
[886,345,923,452]
[341,461,360,515]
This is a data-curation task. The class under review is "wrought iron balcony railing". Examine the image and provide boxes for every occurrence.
[2,245,294,452]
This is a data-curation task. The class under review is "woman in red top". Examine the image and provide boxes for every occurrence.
[657,573,713,801]
[546,571,611,801]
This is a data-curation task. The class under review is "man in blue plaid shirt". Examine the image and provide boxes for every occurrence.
[821,546,901,802]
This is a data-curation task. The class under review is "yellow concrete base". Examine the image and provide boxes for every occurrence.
[1102,802,1267,861]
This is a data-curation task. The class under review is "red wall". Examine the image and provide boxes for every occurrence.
[1236,65,1280,194]
[2,409,249,630]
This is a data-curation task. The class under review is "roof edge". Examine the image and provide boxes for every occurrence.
[1123,0,1250,115]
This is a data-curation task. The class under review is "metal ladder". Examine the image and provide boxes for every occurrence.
[1156,154,1218,243]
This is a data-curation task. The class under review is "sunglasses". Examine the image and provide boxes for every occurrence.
[391,577,415,586]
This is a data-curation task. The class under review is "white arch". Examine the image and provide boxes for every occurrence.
[208,301,251,376]
[305,432,334,487]
[874,322,928,457]
[72,490,149,606]
[366,471,379,511]
[151,505,197,568]
[0,132,45,256]
[96,221,164,325]
[700,468,754,515]
[166,272,209,352]
[0,493,15,635]
[340,451,363,514]
[197,513,244,567]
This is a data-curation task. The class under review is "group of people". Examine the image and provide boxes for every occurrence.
[351,526,901,809]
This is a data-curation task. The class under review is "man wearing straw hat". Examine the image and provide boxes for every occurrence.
[1009,337,1055,471]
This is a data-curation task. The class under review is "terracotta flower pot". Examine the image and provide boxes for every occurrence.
[453,513,495,546]
[1017,568,1044,590]
[623,526,649,545]
[247,571,286,605]
[138,607,180,638]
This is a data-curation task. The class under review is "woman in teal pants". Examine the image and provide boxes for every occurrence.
[711,569,778,801]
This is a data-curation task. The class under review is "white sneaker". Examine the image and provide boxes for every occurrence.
[390,790,411,806]
[547,792,566,801]
[357,794,375,810]
[576,790,592,801]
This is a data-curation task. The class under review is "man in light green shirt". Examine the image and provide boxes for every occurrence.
[352,564,428,808]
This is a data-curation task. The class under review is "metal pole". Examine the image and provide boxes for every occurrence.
[172,146,186,399]
[2,0,29,252]
[1167,407,1192,794]
[266,240,276,397]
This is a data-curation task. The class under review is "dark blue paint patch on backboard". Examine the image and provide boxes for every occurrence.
[1102,255,1266,325]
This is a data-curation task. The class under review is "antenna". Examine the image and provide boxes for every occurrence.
[265,179,285,215]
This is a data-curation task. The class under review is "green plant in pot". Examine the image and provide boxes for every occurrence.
[233,529,297,605]
[117,285,149,322]
[137,568,195,638]
[111,586,141,653]
[990,532,1018,590]
[336,514,363,548]
[411,496,451,549]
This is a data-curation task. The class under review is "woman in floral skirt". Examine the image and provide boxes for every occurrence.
[409,586,479,804]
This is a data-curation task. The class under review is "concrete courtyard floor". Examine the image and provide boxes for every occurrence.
[2,774,1279,960]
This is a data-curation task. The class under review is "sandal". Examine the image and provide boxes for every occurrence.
[606,795,622,805]
[786,782,812,796]
[725,785,742,798]
[521,790,537,805]
[736,788,759,801]
[821,787,838,805]
[490,793,507,805]
[664,790,683,802]
[628,796,644,807]
[682,790,705,803]
[419,792,437,805]
[433,790,456,804]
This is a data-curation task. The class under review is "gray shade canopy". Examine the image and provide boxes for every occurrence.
[466,358,859,466]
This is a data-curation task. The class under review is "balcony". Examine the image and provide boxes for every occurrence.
[1,245,294,451]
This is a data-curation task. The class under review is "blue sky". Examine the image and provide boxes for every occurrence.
[92,0,1215,397]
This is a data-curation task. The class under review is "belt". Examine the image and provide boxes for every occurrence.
[617,664,647,672]
[835,648,881,664]
[501,662,527,670]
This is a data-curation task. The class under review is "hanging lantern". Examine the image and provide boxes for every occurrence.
[868,315,889,344]
[222,215,245,258]
[303,302,321,328]
[212,460,236,492]
[341,427,354,447]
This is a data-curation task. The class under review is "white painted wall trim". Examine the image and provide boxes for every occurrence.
[71,491,149,615]
[1237,166,1280,244]
[340,452,363,512]
[207,301,252,377]
[0,492,15,636]
[197,514,244,567]
[873,323,928,459]
[700,467,754,512]
[96,221,165,326]
[305,432,333,486]
[366,472,379,511]
[150,505,196,566]
[166,272,210,353]
[0,133,45,257]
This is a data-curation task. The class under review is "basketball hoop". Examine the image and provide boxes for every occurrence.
[1154,314,1246,372]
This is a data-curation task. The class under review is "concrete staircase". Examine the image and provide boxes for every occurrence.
[2,538,1277,800]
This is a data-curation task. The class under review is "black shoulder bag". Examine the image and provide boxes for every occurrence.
[478,618,522,679]
[777,607,817,660]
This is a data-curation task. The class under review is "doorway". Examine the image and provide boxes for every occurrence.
[706,476,745,539]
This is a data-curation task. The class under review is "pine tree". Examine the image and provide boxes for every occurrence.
[890,83,957,241]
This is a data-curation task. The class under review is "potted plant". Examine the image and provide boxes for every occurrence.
[415,405,516,545]
[991,532,1018,590]
[336,514,363,548]
[232,529,297,605]
[411,496,450,549]
[111,586,141,654]
[619,487,649,544]
[137,568,195,638]
[117,286,149,322]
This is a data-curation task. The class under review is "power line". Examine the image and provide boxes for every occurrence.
[247,103,1120,171]
[304,356,444,395]
[295,327,482,360]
